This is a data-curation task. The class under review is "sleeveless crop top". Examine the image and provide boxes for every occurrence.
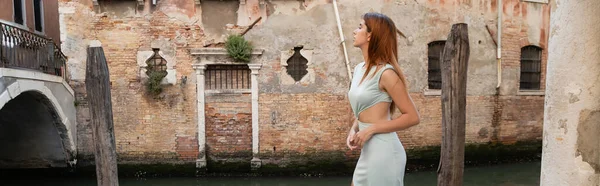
[348,62,395,117]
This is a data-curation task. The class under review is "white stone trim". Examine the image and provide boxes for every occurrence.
[190,47,264,169]
[0,19,28,31]
[59,6,76,44]
[137,49,177,85]
[0,91,10,109]
[517,90,545,96]
[0,68,74,96]
[190,48,264,56]
[248,63,262,170]
[424,89,441,96]
[193,63,207,169]
[137,51,154,78]
[522,0,548,4]
[159,50,177,84]
[0,77,76,156]
[205,89,251,95]
[89,40,102,47]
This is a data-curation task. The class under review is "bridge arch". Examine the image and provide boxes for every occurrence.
[0,69,76,168]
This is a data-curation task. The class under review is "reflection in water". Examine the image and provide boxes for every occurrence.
[3,162,540,186]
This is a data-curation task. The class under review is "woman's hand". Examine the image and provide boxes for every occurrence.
[354,127,375,148]
[346,129,359,150]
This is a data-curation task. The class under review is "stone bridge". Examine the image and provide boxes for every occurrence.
[1,20,76,168]
[0,68,76,168]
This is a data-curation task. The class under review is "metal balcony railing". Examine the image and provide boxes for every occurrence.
[0,22,67,79]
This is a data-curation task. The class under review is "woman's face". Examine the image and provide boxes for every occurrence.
[353,20,370,48]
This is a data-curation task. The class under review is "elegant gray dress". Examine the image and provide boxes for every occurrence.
[347,62,407,186]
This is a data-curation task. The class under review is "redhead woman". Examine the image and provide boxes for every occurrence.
[346,12,421,186]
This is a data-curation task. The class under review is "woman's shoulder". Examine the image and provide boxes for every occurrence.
[353,62,365,72]
[375,63,394,74]
[356,62,365,68]
[384,63,394,69]
[378,63,398,80]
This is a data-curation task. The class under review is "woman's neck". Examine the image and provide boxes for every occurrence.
[361,45,369,63]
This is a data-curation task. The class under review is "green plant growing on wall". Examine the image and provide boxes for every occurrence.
[145,48,169,97]
[146,70,167,96]
[225,34,253,63]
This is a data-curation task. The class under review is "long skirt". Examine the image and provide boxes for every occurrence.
[352,122,407,186]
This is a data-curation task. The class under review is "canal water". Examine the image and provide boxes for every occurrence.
[2,161,540,186]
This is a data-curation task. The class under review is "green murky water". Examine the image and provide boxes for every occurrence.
[2,162,540,186]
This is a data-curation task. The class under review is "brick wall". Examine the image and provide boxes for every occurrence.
[206,94,253,158]
[397,94,544,148]
[259,93,352,154]
[67,1,202,164]
[62,0,549,168]
[497,96,545,143]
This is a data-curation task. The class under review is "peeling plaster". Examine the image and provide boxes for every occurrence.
[576,109,600,173]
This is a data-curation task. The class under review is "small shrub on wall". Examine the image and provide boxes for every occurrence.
[225,34,253,63]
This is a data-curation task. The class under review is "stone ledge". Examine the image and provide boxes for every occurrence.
[517,90,545,96]
[424,89,441,96]
[205,89,251,95]
[522,0,548,4]
[190,48,264,56]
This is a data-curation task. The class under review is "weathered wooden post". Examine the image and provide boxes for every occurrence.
[86,42,119,186]
[437,23,469,186]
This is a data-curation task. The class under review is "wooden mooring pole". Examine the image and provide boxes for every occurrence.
[86,43,119,186]
[437,23,469,186]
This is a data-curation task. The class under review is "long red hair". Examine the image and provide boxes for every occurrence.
[359,12,407,114]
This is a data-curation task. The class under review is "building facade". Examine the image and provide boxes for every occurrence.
[1,0,61,45]
[60,0,550,172]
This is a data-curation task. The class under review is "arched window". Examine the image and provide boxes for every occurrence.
[520,46,542,90]
[428,41,445,89]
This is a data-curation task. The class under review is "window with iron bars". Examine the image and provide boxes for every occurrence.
[146,48,167,74]
[520,45,542,90]
[286,46,308,82]
[205,65,251,90]
[428,41,445,90]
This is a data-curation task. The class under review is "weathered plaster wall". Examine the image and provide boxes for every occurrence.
[540,0,600,185]
[246,0,548,154]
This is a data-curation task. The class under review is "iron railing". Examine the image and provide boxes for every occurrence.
[0,22,67,78]
[205,65,251,90]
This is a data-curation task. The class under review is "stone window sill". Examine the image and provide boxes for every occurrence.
[205,89,251,95]
[517,90,545,96]
[0,19,29,31]
[424,89,441,96]
[522,0,548,4]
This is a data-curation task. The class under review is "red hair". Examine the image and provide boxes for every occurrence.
[360,12,407,114]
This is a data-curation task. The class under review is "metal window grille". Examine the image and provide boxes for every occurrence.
[520,46,542,90]
[146,48,167,73]
[286,46,308,82]
[205,65,250,90]
[428,41,445,89]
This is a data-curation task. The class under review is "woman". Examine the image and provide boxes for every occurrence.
[346,12,421,186]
